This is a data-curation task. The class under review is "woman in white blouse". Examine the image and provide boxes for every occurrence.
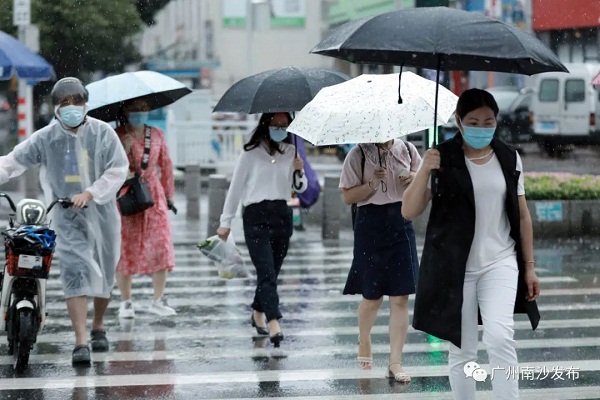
[217,112,306,347]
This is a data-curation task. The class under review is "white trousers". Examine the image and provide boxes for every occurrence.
[448,259,520,400]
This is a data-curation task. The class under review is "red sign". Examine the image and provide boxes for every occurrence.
[532,0,600,30]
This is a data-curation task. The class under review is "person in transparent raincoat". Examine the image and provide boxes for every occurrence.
[0,78,129,365]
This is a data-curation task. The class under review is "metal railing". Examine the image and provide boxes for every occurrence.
[165,112,427,176]
[165,114,257,175]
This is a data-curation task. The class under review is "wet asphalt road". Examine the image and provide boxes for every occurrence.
[0,143,600,400]
[0,201,599,400]
[512,142,600,175]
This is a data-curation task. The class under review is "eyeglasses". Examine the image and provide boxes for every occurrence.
[269,126,288,131]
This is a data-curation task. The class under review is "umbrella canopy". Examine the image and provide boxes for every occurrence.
[0,31,53,81]
[213,66,350,114]
[311,7,567,75]
[287,72,458,146]
[86,70,192,122]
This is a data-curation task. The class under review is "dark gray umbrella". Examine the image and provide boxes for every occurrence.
[215,66,348,191]
[213,66,350,114]
[311,7,567,75]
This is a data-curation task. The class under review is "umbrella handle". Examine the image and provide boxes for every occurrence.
[294,134,299,159]
[291,113,299,160]
[397,64,404,104]
[293,134,304,177]
[430,55,443,197]
[292,135,305,193]
[293,169,304,191]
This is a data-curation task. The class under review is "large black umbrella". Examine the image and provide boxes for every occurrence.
[312,7,566,75]
[213,66,350,114]
[311,6,568,147]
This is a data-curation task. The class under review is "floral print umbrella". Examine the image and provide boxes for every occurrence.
[287,72,458,146]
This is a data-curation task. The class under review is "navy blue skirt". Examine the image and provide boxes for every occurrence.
[344,202,419,299]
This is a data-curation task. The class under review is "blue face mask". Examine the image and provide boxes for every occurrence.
[128,111,149,127]
[269,127,288,142]
[461,124,496,149]
[59,105,86,128]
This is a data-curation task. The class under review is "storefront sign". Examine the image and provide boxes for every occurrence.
[223,0,306,28]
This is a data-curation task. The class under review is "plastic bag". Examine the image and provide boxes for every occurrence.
[197,234,249,279]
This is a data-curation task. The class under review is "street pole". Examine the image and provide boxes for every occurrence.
[17,27,34,146]
[245,0,270,78]
[524,0,533,34]
[246,0,253,77]
[14,0,39,199]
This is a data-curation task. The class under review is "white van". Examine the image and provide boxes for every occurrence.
[528,63,600,156]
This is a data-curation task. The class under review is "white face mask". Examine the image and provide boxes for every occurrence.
[127,111,149,127]
[269,127,288,142]
[461,122,496,149]
[57,105,86,128]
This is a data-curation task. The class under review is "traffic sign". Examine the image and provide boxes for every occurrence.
[13,0,31,26]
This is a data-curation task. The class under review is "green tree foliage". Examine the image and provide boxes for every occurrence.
[136,0,172,26]
[0,0,172,79]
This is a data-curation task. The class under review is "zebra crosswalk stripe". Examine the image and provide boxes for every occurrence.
[0,240,597,398]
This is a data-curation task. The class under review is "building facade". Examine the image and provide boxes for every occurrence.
[138,0,590,98]
[532,0,600,64]
[138,0,335,98]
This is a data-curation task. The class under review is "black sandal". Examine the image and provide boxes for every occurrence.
[72,344,91,365]
[91,329,109,352]
[269,332,284,348]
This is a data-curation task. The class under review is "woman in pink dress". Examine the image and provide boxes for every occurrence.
[115,98,176,318]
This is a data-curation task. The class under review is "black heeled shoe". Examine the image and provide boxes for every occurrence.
[269,332,284,348]
[251,313,269,336]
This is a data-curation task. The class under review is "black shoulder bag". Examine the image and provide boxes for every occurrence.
[117,126,155,216]
[350,145,366,230]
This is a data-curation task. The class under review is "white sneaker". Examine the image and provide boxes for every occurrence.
[119,317,135,332]
[148,298,177,316]
[118,300,135,319]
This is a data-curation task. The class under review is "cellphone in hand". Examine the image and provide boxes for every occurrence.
[399,168,410,178]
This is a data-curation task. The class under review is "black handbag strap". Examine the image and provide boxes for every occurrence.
[140,126,151,170]
[403,140,412,169]
[358,144,365,181]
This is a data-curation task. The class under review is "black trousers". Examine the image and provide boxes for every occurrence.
[243,200,293,321]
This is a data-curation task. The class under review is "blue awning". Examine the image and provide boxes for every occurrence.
[0,31,54,81]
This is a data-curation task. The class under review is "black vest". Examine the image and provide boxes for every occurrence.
[412,135,540,348]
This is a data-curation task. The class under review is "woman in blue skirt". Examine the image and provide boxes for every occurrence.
[339,139,420,382]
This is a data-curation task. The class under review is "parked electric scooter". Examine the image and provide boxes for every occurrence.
[0,193,75,372]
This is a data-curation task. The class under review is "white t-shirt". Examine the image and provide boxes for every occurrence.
[465,153,525,271]
[219,142,307,228]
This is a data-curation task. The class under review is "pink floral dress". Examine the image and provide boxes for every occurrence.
[116,125,175,275]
